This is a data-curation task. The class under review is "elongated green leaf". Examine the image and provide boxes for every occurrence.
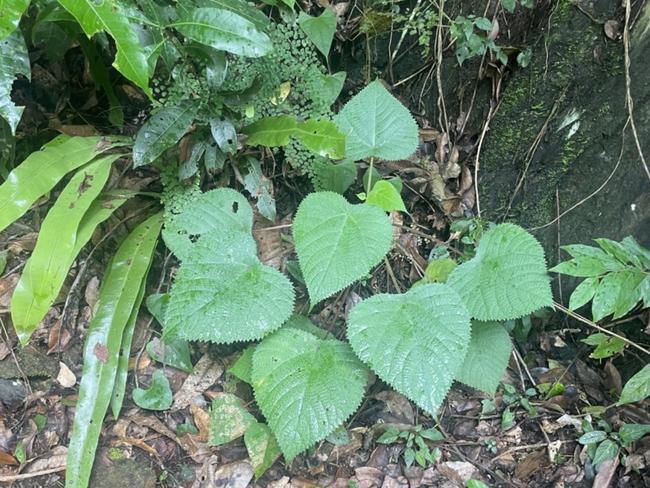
[0,29,30,134]
[293,192,393,305]
[65,213,162,488]
[294,119,346,159]
[348,284,472,416]
[297,9,337,57]
[11,156,118,344]
[133,102,196,167]
[592,439,618,467]
[0,0,30,39]
[252,328,368,461]
[204,0,270,30]
[245,423,281,479]
[456,321,512,395]
[335,80,418,161]
[618,364,650,405]
[447,223,553,321]
[132,370,173,411]
[172,7,271,58]
[110,279,146,418]
[162,188,253,260]
[164,228,294,343]
[0,135,123,233]
[568,277,599,311]
[243,115,297,147]
[57,0,152,96]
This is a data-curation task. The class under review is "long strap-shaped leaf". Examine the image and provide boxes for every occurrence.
[11,156,118,344]
[0,135,124,232]
[57,0,152,97]
[66,213,163,488]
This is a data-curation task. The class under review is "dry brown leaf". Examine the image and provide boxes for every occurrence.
[592,456,619,488]
[172,354,223,411]
[0,450,18,466]
[192,459,253,488]
[47,320,72,354]
[190,405,211,442]
[56,362,76,388]
[23,446,66,473]
[0,273,19,310]
[84,276,100,309]
[8,233,38,254]
[437,461,478,485]
[0,341,10,361]
[604,20,620,40]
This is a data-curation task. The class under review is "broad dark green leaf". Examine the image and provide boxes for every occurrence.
[294,119,346,159]
[133,102,196,167]
[204,0,270,30]
[66,213,162,488]
[58,0,152,97]
[172,7,271,58]
[0,135,124,233]
[0,0,30,39]
[297,9,337,57]
[209,117,237,153]
[11,155,118,345]
[0,29,30,134]
[132,370,173,410]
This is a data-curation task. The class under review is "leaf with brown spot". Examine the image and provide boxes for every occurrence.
[94,343,108,363]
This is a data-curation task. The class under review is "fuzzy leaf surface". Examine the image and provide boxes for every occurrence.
[334,80,418,161]
[293,192,393,305]
[133,102,196,167]
[456,321,512,394]
[172,7,271,58]
[58,0,151,96]
[447,223,552,321]
[164,228,294,343]
[0,29,30,134]
[348,284,471,415]
[162,188,253,261]
[297,9,337,56]
[252,328,368,461]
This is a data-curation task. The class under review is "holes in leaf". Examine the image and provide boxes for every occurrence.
[189,234,200,243]
[232,202,239,213]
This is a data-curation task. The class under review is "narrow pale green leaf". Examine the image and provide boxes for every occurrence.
[172,7,271,58]
[578,430,607,445]
[447,223,553,321]
[58,0,152,96]
[335,80,419,161]
[550,257,609,277]
[0,135,123,233]
[611,269,645,319]
[208,393,257,446]
[66,213,162,488]
[591,272,627,322]
[252,328,368,461]
[348,284,471,416]
[111,278,146,418]
[132,370,173,411]
[568,277,599,311]
[366,180,407,212]
[11,156,118,344]
[293,192,393,305]
[133,102,196,167]
[245,423,281,479]
[297,9,337,57]
[294,119,346,159]
[456,321,512,395]
[164,228,294,343]
[0,0,30,39]
[162,188,253,261]
[243,115,297,147]
[0,29,30,134]
[618,364,650,405]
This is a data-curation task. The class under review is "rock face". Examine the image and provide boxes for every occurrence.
[478,0,650,275]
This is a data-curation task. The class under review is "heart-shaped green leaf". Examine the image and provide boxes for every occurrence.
[132,370,173,411]
[334,80,418,161]
[293,192,393,305]
[456,321,512,395]
[348,284,471,416]
[162,188,253,261]
[252,327,368,461]
[164,228,294,343]
[447,223,553,321]
[297,9,337,57]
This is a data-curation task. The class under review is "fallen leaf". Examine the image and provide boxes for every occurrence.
[0,450,18,466]
[84,276,100,309]
[56,362,76,388]
[192,459,253,488]
[172,354,223,411]
[23,446,67,473]
[604,20,620,40]
[592,456,619,488]
[438,461,478,485]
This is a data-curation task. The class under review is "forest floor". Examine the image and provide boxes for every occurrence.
[1,0,649,487]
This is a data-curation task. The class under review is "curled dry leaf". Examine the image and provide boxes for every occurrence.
[57,361,76,388]
[604,20,620,40]
[172,354,223,411]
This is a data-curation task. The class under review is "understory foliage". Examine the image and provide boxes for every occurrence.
[0,0,648,487]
